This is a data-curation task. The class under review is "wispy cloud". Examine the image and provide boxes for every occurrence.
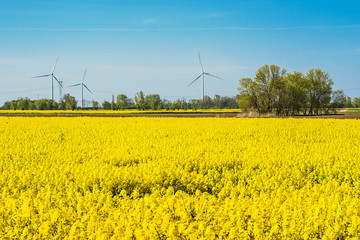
[0,58,23,64]
[205,12,233,18]
[142,18,158,25]
[1,25,359,32]
[226,25,360,31]
[0,27,144,32]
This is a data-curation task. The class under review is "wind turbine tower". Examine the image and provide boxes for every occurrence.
[32,57,63,102]
[59,79,63,101]
[68,69,93,108]
[187,53,222,101]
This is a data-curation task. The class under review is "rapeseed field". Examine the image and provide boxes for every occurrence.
[0,117,359,239]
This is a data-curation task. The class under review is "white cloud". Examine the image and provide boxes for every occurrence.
[1,25,359,32]
[206,12,232,18]
[142,18,158,25]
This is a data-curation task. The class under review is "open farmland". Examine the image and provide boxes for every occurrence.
[1,117,360,239]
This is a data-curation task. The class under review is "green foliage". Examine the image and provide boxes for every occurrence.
[35,99,52,110]
[346,96,353,108]
[238,65,336,116]
[116,94,128,110]
[16,98,29,110]
[92,100,99,110]
[62,94,77,110]
[331,90,346,108]
[102,101,111,110]
[111,94,115,110]
[145,94,162,110]
[134,91,146,110]
[352,97,360,108]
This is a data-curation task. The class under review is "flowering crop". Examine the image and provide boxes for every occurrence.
[0,117,359,239]
[0,109,241,115]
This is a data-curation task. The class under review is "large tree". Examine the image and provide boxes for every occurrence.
[305,68,333,115]
[238,65,335,116]
[145,94,162,110]
[238,77,261,113]
[63,94,77,110]
[134,91,146,110]
[254,64,287,113]
[283,72,308,115]
[116,94,128,110]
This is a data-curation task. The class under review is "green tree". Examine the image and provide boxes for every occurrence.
[346,96,353,108]
[17,98,29,110]
[102,101,111,110]
[63,94,77,110]
[52,101,59,110]
[238,77,261,113]
[28,101,36,110]
[92,100,99,110]
[58,98,66,110]
[331,89,346,108]
[145,94,162,110]
[10,100,17,110]
[1,101,11,110]
[305,68,333,115]
[213,94,221,109]
[35,99,51,110]
[111,94,115,110]
[116,94,128,110]
[134,91,146,110]
[352,97,360,108]
[254,64,287,113]
[283,72,307,115]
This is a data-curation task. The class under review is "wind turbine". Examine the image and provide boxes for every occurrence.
[187,52,222,101]
[68,69,93,108]
[32,57,63,102]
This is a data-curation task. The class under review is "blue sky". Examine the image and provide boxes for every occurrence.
[0,0,359,105]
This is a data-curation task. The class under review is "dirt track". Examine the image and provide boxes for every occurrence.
[1,112,360,119]
[0,112,240,118]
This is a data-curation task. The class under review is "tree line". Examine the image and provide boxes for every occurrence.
[1,64,352,113]
[343,96,360,108]
[238,64,347,116]
[1,92,238,110]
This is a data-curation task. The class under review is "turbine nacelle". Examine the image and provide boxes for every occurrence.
[187,53,223,100]
[32,57,63,102]
[68,69,93,108]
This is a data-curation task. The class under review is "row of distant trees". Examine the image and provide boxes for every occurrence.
[102,92,238,110]
[1,94,77,111]
[238,64,347,116]
[343,96,360,108]
[1,92,238,110]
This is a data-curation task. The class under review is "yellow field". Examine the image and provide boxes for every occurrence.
[0,109,241,115]
[1,117,360,239]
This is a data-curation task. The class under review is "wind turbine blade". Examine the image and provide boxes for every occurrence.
[32,74,51,78]
[187,74,203,87]
[204,73,223,80]
[83,84,93,94]
[51,56,59,74]
[198,52,204,73]
[68,83,82,88]
[53,75,64,89]
[82,69,87,83]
